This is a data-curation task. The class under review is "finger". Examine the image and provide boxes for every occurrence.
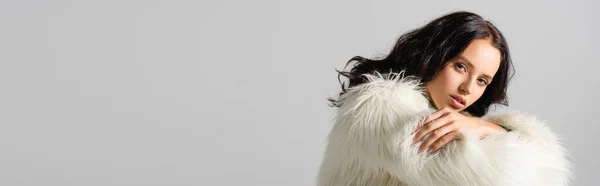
[412,120,423,135]
[412,114,431,134]
[428,131,461,154]
[422,107,452,126]
[418,121,456,153]
[411,107,452,134]
[413,108,451,134]
[413,112,452,144]
[411,118,429,135]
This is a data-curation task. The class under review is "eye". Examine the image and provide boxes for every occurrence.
[478,78,489,85]
[455,62,467,72]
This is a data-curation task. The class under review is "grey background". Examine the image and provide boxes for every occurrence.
[0,0,597,185]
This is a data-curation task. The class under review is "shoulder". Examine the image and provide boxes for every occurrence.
[338,71,431,116]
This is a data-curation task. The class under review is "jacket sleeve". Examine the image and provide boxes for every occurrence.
[330,73,571,186]
[482,113,571,185]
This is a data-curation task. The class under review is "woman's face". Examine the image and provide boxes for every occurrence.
[425,38,501,112]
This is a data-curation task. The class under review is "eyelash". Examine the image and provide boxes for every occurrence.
[455,62,489,85]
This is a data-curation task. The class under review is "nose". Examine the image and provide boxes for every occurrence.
[459,80,473,95]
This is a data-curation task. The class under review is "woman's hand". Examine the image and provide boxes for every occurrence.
[412,107,507,154]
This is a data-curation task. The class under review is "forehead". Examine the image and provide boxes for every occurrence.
[459,39,501,77]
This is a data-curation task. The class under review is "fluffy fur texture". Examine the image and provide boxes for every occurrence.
[318,72,571,186]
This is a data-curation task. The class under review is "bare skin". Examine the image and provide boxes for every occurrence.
[412,38,507,154]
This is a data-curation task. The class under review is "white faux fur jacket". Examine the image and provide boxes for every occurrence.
[318,72,571,186]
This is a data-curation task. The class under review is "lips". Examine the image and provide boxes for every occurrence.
[450,95,466,105]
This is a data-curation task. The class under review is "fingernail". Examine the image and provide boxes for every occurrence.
[428,149,433,154]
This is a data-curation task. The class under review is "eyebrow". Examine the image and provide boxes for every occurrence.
[457,56,493,80]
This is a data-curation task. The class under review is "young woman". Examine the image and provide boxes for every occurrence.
[318,11,571,186]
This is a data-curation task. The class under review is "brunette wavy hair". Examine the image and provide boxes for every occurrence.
[329,11,515,117]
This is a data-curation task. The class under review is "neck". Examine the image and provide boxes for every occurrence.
[424,90,437,110]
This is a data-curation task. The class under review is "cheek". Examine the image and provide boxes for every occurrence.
[469,89,487,105]
[428,72,454,102]
[429,68,459,94]
[441,70,461,89]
